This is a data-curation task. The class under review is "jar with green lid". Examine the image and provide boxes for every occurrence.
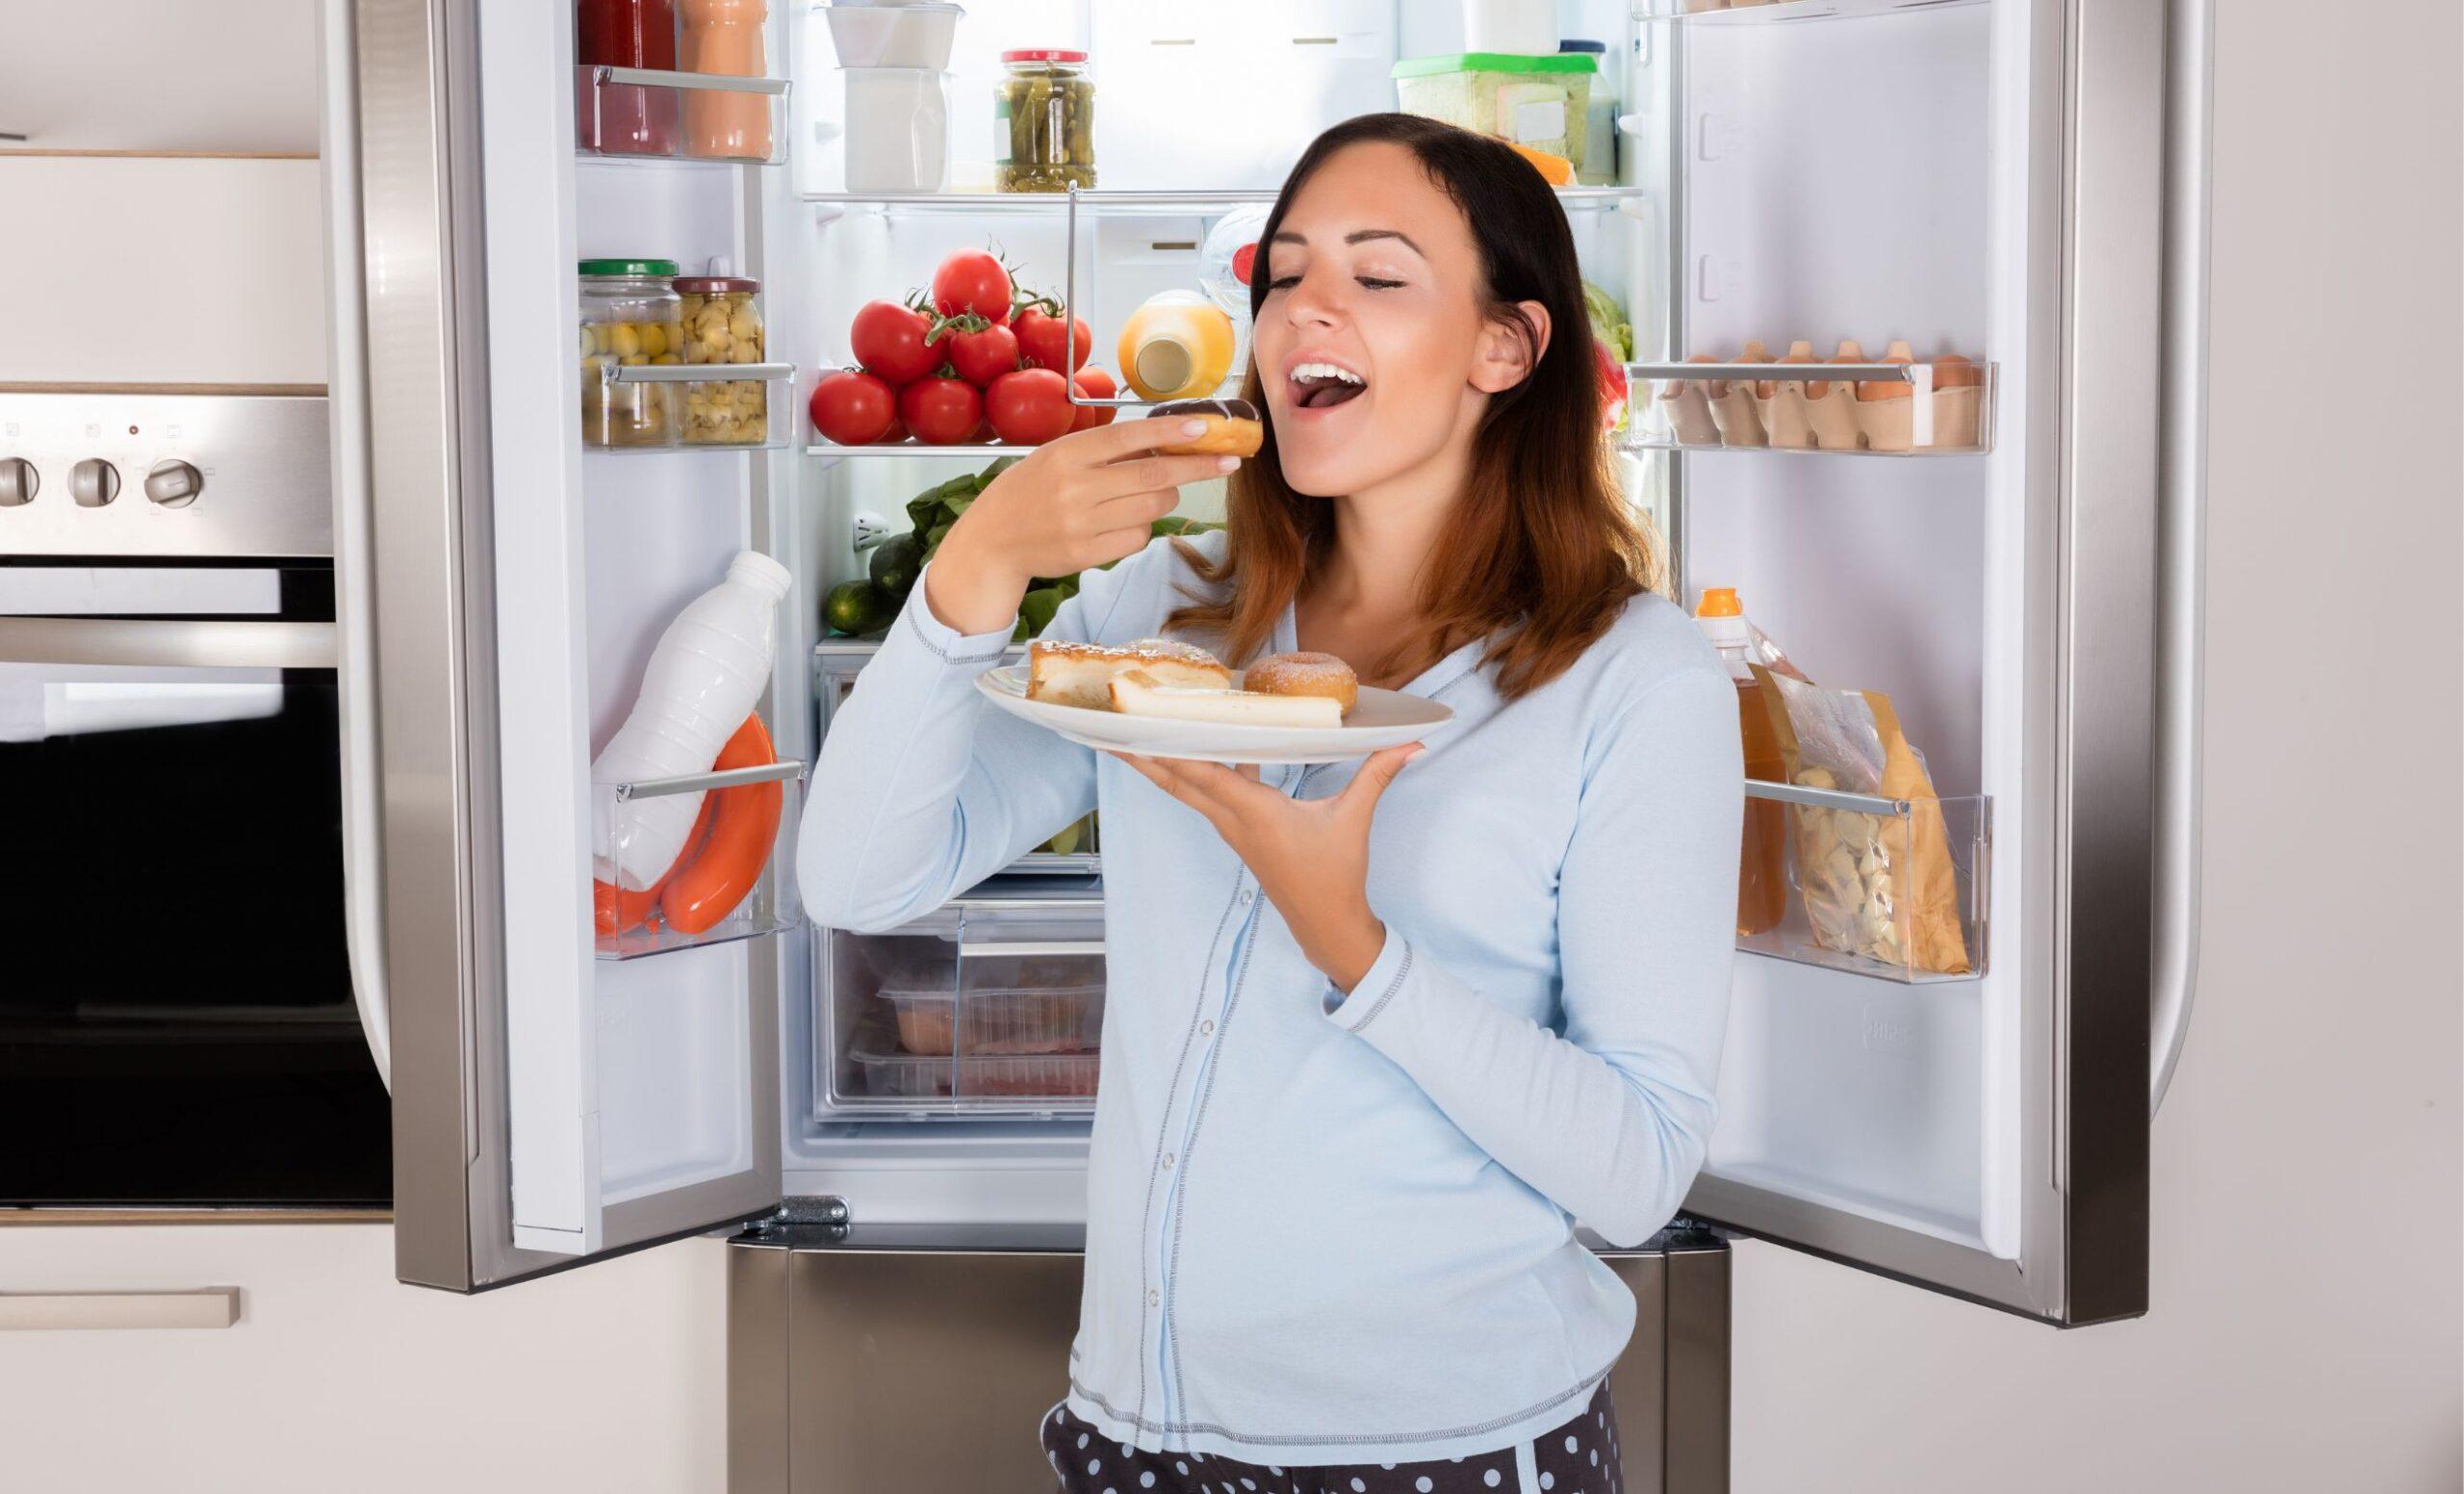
[579,257,683,447]
[994,49,1094,193]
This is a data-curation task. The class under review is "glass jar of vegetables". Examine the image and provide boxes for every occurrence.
[994,49,1094,193]
[579,258,683,447]
[675,272,768,445]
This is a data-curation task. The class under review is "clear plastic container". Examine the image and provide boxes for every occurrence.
[880,982,1103,1056]
[1391,52,1598,171]
[849,1046,1100,1100]
[994,49,1094,193]
[579,258,683,447]
[675,272,768,444]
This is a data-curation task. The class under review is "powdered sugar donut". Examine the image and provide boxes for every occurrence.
[1244,651,1358,717]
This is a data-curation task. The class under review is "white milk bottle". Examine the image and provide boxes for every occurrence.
[593,550,791,887]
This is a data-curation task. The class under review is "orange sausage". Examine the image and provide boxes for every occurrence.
[661,713,783,936]
[594,792,717,936]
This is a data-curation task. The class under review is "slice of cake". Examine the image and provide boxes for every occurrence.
[1026,637,1229,710]
[1108,669,1343,728]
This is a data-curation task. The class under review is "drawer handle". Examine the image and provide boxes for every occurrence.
[0,1289,241,1331]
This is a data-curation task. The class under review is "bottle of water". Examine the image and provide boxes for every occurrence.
[593,550,791,887]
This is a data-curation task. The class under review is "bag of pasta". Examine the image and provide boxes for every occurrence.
[1749,666,1970,976]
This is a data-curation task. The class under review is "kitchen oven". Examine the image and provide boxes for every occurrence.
[0,386,389,1213]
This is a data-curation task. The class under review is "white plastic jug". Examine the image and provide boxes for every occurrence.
[593,550,791,886]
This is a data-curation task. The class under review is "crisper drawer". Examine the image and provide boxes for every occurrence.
[816,902,1106,1118]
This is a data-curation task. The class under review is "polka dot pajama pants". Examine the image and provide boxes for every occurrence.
[1040,1381,1623,1494]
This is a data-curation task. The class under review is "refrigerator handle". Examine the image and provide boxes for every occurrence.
[2150,0,2212,1117]
[320,0,390,1093]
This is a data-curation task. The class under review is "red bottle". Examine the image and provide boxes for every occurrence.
[578,0,680,156]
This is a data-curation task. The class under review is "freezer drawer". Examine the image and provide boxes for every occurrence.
[725,1215,1730,1494]
[815,895,1110,1118]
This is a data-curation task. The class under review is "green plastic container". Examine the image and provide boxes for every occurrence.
[1391,53,1599,170]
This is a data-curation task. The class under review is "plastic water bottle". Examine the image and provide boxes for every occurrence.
[593,550,791,887]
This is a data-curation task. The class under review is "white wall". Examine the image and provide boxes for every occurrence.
[1728,3,2464,1489]
[0,3,2455,1491]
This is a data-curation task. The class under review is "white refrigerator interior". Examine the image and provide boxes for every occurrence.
[343,0,2173,1326]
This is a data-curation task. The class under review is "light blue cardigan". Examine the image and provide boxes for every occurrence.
[801,529,1740,1467]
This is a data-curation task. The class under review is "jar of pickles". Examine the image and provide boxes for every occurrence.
[675,272,768,445]
[994,49,1094,193]
[579,258,683,447]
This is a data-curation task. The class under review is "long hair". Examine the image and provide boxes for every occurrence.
[1167,113,1657,700]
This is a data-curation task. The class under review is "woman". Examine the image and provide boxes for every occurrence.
[803,114,1740,1494]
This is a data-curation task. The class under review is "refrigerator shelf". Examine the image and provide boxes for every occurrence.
[1636,0,1987,23]
[1624,359,1995,455]
[805,186,1651,218]
[1732,782,1989,984]
[593,758,808,963]
[576,65,791,167]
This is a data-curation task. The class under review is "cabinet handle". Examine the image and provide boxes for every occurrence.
[0,1289,241,1331]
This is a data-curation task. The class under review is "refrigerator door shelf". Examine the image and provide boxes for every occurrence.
[576,65,791,167]
[594,759,808,963]
[1734,784,1990,985]
[1626,360,1996,456]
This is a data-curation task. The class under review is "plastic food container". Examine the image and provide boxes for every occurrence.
[822,2,961,69]
[881,983,1103,1056]
[1461,0,1557,54]
[850,1046,1099,1099]
[1391,52,1598,172]
[674,272,768,444]
[579,258,682,447]
[994,49,1094,192]
[842,65,948,191]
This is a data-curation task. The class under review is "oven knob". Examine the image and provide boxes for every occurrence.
[71,458,120,507]
[144,459,204,508]
[0,458,35,506]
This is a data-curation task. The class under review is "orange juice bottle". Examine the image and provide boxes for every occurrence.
[1117,291,1236,401]
[1695,587,1804,938]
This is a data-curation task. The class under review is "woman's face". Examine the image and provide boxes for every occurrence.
[1255,142,1525,499]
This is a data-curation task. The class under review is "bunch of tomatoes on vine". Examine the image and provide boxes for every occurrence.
[807,245,1120,448]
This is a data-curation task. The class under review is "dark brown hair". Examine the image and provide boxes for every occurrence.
[1167,113,1656,699]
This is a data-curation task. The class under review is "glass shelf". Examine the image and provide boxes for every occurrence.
[594,758,806,963]
[807,441,1043,460]
[1624,357,1994,455]
[1734,780,1989,984]
[1636,0,1987,24]
[807,185,1651,218]
[577,65,791,166]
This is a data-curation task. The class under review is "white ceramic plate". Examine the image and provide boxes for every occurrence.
[976,666,1457,764]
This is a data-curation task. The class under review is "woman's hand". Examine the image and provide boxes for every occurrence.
[924,417,1241,635]
[1109,744,1424,993]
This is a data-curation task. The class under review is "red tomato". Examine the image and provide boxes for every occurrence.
[1014,305,1091,373]
[938,319,1019,387]
[808,370,897,446]
[1592,339,1629,433]
[931,249,1014,326]
[848,300,938,386]
[1069,366,1119,431]
[985,369,1076,446]
[898,375,984,447]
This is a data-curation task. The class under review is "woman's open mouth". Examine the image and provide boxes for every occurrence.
[1287,360,1369,412]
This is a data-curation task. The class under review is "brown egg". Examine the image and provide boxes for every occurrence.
[1858,340,1916,403]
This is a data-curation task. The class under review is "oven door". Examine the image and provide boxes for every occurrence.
[0,564,390,1209]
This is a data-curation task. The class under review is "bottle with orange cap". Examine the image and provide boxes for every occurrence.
[1695,586,1806,938]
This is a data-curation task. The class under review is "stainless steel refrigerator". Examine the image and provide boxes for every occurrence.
[321,0,2209,1485]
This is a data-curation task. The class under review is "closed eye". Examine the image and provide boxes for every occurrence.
[1265,275,1300,292]
[1357,277,1405,291]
